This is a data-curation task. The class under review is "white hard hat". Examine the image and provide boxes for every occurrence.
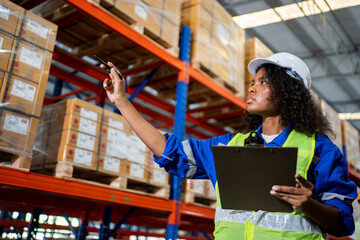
[248,52,311,89]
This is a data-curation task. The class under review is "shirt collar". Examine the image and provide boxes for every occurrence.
[256,124,293,146]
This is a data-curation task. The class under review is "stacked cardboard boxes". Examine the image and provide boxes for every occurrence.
[97,0,181,50]
[181,0,245,96]
[183,179,217,207]
[33,99,103,170]
[0,0,57,157]
[33,98,169,185]
[319,100,343,151]
[100,109,152,181]
[244,38,273,98]
[341,120,360,170]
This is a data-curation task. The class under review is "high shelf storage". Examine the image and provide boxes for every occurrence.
[0,1,358,240]
[0,0,246,239]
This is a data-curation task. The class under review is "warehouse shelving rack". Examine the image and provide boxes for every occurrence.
[0,1,358,240]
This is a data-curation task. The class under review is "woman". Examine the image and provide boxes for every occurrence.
[102,52,357,239]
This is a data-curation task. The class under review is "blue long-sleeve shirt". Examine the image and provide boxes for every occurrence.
[154,125,357,236]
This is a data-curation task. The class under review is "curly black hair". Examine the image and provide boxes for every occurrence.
[244,63,334,138]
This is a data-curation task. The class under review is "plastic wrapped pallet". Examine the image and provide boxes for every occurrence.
[244,38,273,98]
[181,0,245,97]
[91,0,181,52]
[32,99,103,170]
[319,100,342,152]
[100,108,153,181]
[341,120,360,170]
[0,0,57,158]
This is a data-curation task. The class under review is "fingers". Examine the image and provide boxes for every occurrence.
[108,62,120,73]
[100,64,107,70]
[295,173,314,190]
[103,78,112,90]
[271,185,302,195]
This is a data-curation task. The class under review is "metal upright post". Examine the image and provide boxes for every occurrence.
[166,25,191,240]
[99,206,112,240]
[0,211,10,236]
[77,211,88,240]
[26,208,41,240]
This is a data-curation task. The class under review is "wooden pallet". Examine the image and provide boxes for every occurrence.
[191,61,239,94]
[32,161,170,199]
[89,0,179,54]
[182,191,217,209]
[0,149,32,171]
[35,0,178,68]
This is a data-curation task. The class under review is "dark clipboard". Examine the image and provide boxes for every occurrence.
[212,146,298,212]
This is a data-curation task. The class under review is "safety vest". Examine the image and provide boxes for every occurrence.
[214,130,327,240]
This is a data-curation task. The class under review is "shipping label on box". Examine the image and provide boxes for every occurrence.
[10,41,52,83]
[98,154,130,175]
[0,0,24,36]
[20,11,57,51]
[112,0,161,37]
[103,108,129,130]
[0,73,46,117]
[103,155,121,173]
[54,98,103,122]
[0,110,39,156]
[128,161,149,180]
[50,129,99,152]
[50,113,100,136]
[52,145,97,168]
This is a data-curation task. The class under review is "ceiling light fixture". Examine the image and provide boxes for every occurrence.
[233,0,360,29]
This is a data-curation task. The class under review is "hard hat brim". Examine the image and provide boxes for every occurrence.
[248,58,285,76]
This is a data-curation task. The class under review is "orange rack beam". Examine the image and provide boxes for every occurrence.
[63,0,246,111]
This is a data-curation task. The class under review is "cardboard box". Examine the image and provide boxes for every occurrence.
[31,106,53,168]
[184,179,208,195]
[0,73,46,117]
[9,40,52,83]
[109,0,161,37]
[148,159,169,185]
[48,129,99,153]
[319,99,342,151]
[127,160,150,180]
[102,109,129,131]
[0,109,39,156]
[245,38,273,98]
[50,113,101,136]
[100,137,148,165]
[20,10,57,51]
[182,0,245,94]
[0,0,24,36]
[46,144,97,169]
[341,120,360,170]
[96,0,180,49]
[98,154,129,175]
[53,98,103,123]
[0,32,17,72]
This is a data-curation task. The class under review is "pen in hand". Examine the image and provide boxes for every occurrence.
[94,55,124,80]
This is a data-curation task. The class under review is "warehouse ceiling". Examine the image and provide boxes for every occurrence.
[218,0,360,131]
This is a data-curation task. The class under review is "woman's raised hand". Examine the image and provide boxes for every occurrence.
[101,62,126,104]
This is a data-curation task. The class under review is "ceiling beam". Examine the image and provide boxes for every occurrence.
[293,0,360,76]
[222,0,265,10]
[312,72,360,81]
[329,99,360,105]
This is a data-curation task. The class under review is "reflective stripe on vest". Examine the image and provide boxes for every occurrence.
[214,130,327,239]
